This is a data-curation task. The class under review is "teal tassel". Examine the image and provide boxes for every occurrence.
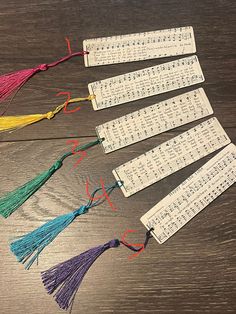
[0,161,62,219]
[10,206,87,270]
[0,138,102,218]
[10,180,122,269]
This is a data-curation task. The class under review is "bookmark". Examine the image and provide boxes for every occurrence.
[140,143,236,244]
[88,55,204,110]
[83,26,196,67]
[96,88,213,153]
[112,118,230,197]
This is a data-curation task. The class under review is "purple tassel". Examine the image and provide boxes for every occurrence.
[41,239,120,310]
[41,229,153,311]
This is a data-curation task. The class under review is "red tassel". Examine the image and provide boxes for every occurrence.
[0,39,88,104]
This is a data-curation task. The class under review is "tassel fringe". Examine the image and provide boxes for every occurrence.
[0,67,41,103]
[0,161,62,218]
[41,239,120,310]
[10,206,87,270]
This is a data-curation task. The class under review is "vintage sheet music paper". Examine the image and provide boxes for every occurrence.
[88,55,204,110]
[97,88,213,153]
[83,26,196,67]
[140,143,236,244]
[112,118,230,197]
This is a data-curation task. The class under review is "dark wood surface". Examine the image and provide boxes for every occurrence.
[0,1,235,313]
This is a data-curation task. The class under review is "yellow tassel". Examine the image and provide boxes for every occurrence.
[0,95,95,132]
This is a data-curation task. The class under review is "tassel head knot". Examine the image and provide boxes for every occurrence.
[73,205,88,217]
[38,64,49,71]
[109,239,120,248]
[46,111,55,119]
[53,160,63,170]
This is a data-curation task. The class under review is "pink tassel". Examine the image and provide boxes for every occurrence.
[0,39,88,104]
[0,66,46,102]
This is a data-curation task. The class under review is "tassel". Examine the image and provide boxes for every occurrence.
[0,95,94,132]
[41,229,153,311]
[0,39,88,104]
[10,180,122,270]
[0,138,102,218]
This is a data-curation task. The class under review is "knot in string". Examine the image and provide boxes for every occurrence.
[73,205,88,217]
[46,111,55,119]
[38,64,49,71]
[53,159,63,171]
[109,239,120,248]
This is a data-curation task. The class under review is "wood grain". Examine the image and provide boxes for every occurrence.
[0,0,235,313]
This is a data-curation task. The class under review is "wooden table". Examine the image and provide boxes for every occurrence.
[0,0,235,313]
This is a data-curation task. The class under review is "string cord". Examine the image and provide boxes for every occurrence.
[39,51,88,71]
[85,180,123,209]
[45,95,95,120]
[72,180,123,216]
[57,137,104,164]
[120,228,154,252]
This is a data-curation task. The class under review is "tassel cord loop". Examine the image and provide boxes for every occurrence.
[57,138,104,163]
[85,180,123,209]
[120,228,154,252]
[45,95,95,120]
[72,180,123,217]
[47,137,105,172]
[42,51,88,70]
